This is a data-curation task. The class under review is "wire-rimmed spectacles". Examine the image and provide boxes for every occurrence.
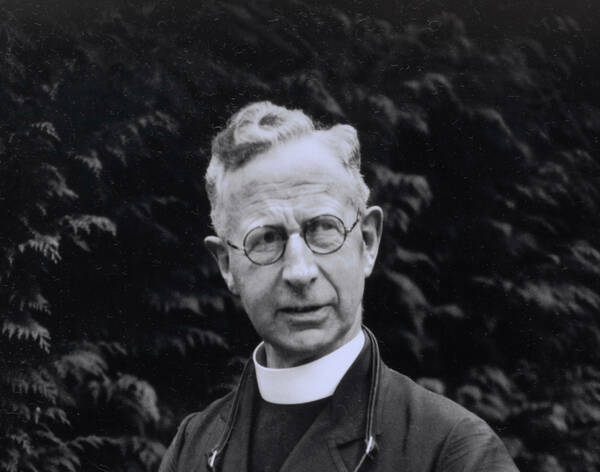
[226,211,361,266]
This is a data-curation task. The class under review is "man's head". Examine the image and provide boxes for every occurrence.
[205,102,383,368]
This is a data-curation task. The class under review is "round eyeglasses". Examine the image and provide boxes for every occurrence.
[226,211,361,266]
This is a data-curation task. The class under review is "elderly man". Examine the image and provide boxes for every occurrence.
[159,102,518,472]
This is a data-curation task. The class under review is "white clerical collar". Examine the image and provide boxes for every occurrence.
[252,330,365,405]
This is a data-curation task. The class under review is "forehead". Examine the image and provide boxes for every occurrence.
[219,135,356,229]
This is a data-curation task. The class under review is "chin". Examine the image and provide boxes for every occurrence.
[279,330,341,360]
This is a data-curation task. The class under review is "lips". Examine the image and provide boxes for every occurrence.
[280,305,324,313]
[277,305,331,328]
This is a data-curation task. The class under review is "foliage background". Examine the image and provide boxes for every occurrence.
[1,0,599,471]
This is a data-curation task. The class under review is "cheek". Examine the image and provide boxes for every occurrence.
[234,266,276,311]
[342,271,365,306]
[329,247,366,307]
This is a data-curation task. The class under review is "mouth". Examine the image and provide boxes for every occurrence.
[277,305,330,323]
[280,305,324,314]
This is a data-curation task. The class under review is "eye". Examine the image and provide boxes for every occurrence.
[305,215,344,250]
[244,226,284,254]
[307,215,343,233]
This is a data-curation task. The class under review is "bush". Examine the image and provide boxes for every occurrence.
[1,1,598,470]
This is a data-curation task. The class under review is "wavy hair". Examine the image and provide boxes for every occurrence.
[206,101,369,235]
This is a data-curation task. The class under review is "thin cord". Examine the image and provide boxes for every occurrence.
[207,360,253,471]
[352,327,381,472]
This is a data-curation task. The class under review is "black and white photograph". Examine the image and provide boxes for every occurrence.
[1,1,599,471]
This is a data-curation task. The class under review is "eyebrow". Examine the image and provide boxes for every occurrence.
[250,211,344,228]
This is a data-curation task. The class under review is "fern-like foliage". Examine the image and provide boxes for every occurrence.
[0,9,166,470]
[2,316,51,352]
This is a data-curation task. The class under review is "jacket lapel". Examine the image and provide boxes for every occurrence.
[218,370,257,472]
[280,338,375,472]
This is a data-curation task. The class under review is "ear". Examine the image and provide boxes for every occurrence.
[360,205,383,277]
[204,235,238,295]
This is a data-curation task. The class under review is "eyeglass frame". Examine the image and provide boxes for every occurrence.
[225,209,362,266]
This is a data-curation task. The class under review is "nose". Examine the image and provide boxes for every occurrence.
[281,234,318,289]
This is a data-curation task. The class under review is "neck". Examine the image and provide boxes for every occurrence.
[264,322,362,368]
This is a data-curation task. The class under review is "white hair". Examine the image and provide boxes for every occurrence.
[206,101,370,235]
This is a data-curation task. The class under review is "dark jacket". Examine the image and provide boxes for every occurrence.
[159,330,518,472]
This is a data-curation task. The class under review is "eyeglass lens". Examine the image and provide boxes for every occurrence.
[243,215,348,265]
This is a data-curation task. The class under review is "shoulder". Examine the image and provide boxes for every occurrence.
[380,365,479,428]
[159,392,234,472]
[181,392,234,436]
[378,365,519,471]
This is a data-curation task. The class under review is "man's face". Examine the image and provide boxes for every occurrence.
[206,134,382,368]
